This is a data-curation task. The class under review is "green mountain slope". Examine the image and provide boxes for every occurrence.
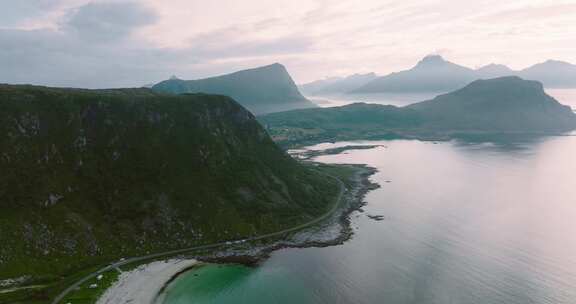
[260,103,423,146]
[152,63,317,115]
[0,84,337,280]
[261,77,576,146]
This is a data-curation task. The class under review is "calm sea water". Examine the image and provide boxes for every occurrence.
[311,89,576,110]
[162,136,576,304]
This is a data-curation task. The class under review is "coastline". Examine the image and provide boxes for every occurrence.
[96,148,380,304]
[153,162,379,302]
[188,163,378,266]
[96,259,198,304]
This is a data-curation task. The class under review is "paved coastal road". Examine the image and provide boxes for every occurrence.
[52,172,345,304]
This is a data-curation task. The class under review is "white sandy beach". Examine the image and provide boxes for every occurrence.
[96,259,198,304]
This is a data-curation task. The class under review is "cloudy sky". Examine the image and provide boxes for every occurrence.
[1,0,575,88]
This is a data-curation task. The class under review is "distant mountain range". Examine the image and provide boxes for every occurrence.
[476,64,516,79]
[519,60,576,88]
[299,73,378,96]
[0,84,336,280]
[300,56,576,95]
[152,63,317,115]
[351,55,477,94]
[261,76,576,146]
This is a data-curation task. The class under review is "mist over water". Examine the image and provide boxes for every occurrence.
[163,136,576,304]
[309,88,576,110]
[309,92,440,108]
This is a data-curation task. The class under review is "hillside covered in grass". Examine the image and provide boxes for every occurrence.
[261,77,576,147]
[0,85,338,286]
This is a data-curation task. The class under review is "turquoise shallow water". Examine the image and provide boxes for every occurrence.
[163,136,576,304]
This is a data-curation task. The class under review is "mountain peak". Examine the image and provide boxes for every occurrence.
[235,63,288,76]
[476,64,515,77]
[259,62,286,71]
[352,55,475,94]
[408,76,576,131]
[417,55,447,66]
[544,59,570,65]
[477,63,512,71]
[462,76,543,92]
[152,63,316,114]
[526,59,574,69]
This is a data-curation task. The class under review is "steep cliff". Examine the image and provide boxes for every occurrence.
[152,63,316,114]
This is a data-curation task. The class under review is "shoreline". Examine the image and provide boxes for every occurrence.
[96,259,198,304]
[96,150,380,304]
[153,162,379,302]
[189,163,378,266]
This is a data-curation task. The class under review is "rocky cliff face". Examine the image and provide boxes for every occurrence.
[152,63,317,115]
[0,85,336,279]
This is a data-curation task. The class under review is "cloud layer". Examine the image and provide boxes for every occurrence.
[63,1,157,42]
[0,0,575,88]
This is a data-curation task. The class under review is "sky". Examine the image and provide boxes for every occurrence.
[0,0,575,88]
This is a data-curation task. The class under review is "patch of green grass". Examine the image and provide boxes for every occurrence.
[307,163,361,189]
[59,269,120,304]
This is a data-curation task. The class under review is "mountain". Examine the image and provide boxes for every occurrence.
[261,77,576,146]
[348,56,576,94]
[476,64,516,78]
[298,77,342,95]
[299,73,378,96]
[260,103,422,147]
[407,76,576,131]
[351,55,477,94]
[0,84,337,282]
[519,60,576,88]
[152,63,316,115]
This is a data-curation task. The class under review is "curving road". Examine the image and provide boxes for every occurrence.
[52,172,345,304]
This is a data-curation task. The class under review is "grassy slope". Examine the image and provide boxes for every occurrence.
[0,85,337,299]
[260,78,576,147]
[258,103,423,147]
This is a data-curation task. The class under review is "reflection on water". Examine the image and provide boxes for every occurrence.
[164,136,576,304]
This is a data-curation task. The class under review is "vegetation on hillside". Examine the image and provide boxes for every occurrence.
[0,85,338,295]
[260,77,576,147]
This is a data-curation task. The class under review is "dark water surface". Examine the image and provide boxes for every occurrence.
[163,137,576,304]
